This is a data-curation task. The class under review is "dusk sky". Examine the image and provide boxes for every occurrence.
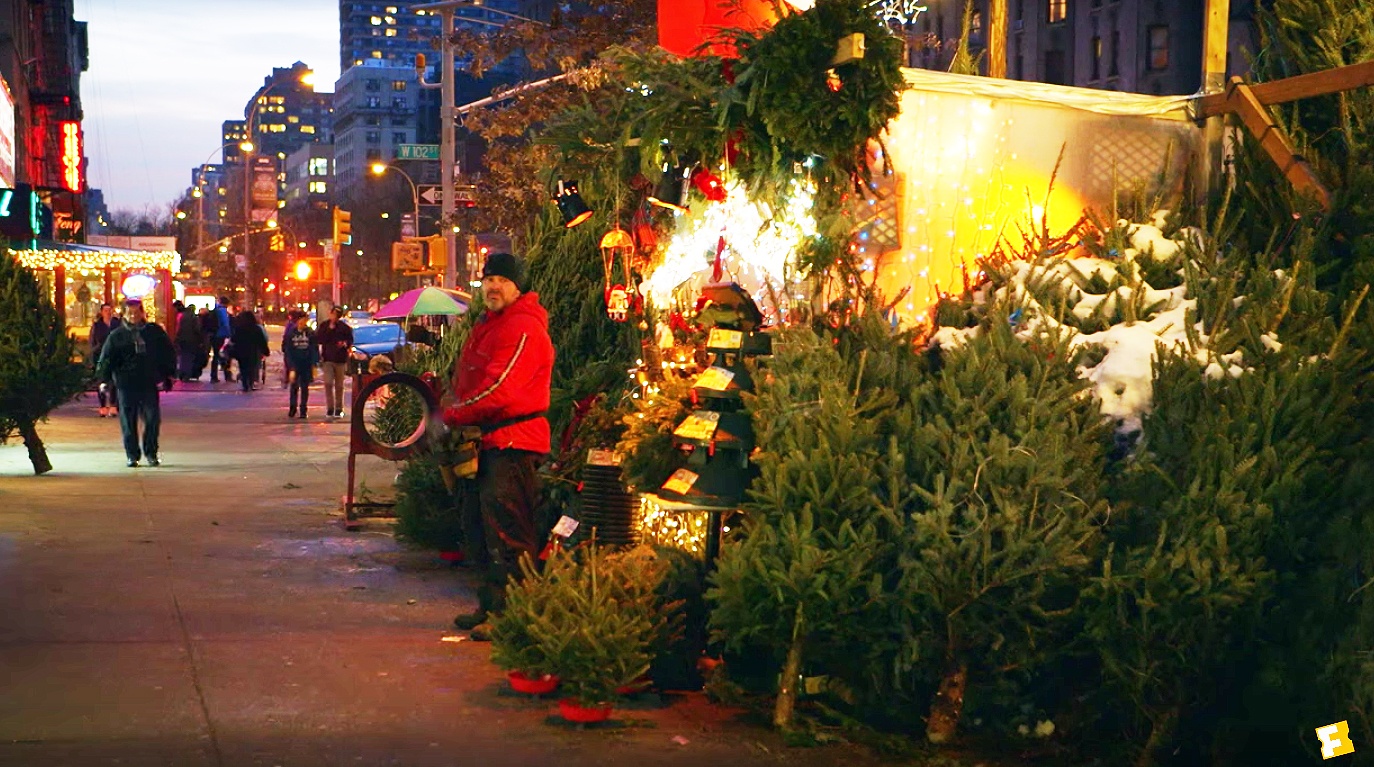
[74,0,342,215]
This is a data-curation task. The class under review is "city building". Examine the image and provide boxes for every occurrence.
[899,0,1258,96]
[330,60,420,201]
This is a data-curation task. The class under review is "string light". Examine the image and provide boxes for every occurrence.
[11,247,181,274]
[638,494,712,556]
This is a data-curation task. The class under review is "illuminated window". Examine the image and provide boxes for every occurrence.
[416,9,426,15]
[268,123,286,133]
[386,6,397,12]
[301,125,316,134]
[392,80,406,91]
[1147,26,1169,70]
[309,181,327,194]
[384,16,395,24]
[371,15,382,24]
[371,50,382,59]
[385,28,397,36]
[309,157,329,175]
[288,115,300,124]
[1048,0,1066,22]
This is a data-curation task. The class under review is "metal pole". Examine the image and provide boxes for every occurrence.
[441,7,457,289]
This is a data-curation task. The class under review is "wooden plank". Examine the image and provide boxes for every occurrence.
[1197,60,1374,117]
[1202,0,1230,92]
[987,0,1007,78]
[1226,82,1332,210]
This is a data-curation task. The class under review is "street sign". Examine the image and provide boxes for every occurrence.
[391,241,424,271]
[418,184,478,207]
[395,144,440,161]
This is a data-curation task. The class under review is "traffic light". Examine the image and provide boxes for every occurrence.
[270,232,285,251]
[332,207,352,246]
[293,260,312,281]
[426,235,447,270]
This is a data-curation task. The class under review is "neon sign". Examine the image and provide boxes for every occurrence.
[60,121,82,193]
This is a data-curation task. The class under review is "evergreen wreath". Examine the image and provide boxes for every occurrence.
[730,0,906,185]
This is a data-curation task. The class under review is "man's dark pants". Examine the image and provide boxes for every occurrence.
[116,387,161,461]
[460,448,543,614]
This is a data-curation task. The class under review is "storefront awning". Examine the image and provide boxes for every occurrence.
[7,240,181,274]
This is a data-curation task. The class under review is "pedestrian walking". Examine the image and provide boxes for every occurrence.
[229,311,269,392]
[443,252,554,640]
[95,299,176,467]
[88,302,121,417]
[175,304,204,381]
[197,307,214,378]
[209,297,234,383]
[316,307,353,418]
[282,316,319,418]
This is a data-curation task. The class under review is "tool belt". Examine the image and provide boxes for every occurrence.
[450,411,547,480]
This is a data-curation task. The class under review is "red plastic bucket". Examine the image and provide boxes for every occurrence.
[558,699,613,723]
[507,670,559,695]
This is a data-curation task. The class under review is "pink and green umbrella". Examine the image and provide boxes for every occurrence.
[374,286,472,319]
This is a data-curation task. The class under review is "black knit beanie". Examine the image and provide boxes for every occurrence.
[482,252,526,291]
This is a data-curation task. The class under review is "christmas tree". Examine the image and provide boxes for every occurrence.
[0,253,89,474]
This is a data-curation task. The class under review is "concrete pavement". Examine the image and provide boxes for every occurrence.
[0,371,891,766]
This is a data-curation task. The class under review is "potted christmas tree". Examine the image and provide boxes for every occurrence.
[491,543,665,722]
[490,555,561,695]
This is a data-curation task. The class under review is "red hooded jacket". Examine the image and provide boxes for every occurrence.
[444,291,554,453]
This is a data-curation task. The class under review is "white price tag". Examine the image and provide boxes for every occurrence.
[551,516,580,538]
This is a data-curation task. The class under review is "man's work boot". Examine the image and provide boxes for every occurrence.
[469,622,494,642]
[453,609,487,630]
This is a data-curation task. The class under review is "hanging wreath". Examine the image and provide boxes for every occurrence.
[731,0,906,185]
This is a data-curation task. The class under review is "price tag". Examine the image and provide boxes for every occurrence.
[661,468,700,495]
[586,448,622,466]
[550,515,580,538]
[707,328,743,349]
[693,366,736,391]
[673,410,721,441]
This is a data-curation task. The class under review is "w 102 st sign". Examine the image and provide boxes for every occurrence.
[394,144,440,161]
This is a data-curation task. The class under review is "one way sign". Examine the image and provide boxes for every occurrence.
[418,184,479,208]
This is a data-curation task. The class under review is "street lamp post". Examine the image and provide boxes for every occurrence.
[372,162,424,287]
[370,162,421,239]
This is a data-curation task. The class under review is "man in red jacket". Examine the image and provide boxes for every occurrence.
[444,252,554,638]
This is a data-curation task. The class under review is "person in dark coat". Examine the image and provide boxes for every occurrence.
[95,299,176,467]
[316,307,354,417]
[229,311,269,392]
[281,318,320,418]
[89,303,121,417]
[175,304,205,381]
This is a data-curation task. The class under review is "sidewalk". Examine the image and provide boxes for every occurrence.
[0,380,898,767]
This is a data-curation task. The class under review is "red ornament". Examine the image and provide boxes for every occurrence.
[724,128,745,165]
[692,168,726,202]
[826,68,842,92]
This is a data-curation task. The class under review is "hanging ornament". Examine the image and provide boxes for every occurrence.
[606,285,631,322]
[631,203,657,263]
[692,168,727,203]
[825,68,843,92]
[599,227,635,306]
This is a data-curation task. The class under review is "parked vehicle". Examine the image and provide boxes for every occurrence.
[348,321,408,374]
